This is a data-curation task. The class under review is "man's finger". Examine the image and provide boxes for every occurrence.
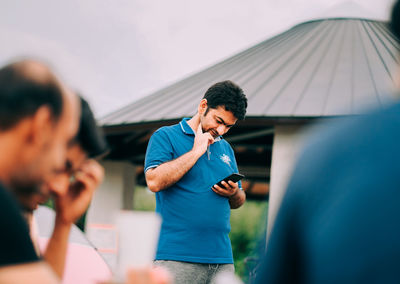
[213,183,227,191]
[219,181,232,189]
[78,160,104,184]
[211,186,218,194]
[205,133,215,145]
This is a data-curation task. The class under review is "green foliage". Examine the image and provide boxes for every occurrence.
[43,198,54,209]
[133,185,156,211]
[133,186,268,281]
[230,200,268,281]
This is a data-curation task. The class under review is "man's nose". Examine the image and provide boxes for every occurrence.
[216,125,228,135]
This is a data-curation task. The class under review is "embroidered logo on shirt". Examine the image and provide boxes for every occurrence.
[220,154,231,166]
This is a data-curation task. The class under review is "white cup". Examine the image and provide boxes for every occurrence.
[114,210,161,282]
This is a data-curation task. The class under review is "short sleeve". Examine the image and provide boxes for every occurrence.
[144,128,174,172]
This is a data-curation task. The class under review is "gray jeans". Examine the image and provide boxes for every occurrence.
[154,260,234,284]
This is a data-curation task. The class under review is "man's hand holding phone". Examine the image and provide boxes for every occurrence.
[212,173,244,198]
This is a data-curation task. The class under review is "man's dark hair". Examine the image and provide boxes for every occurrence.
[390,0,400,39]
[203,80,247,120]
[0,61,63,130]
[77,97,109,158]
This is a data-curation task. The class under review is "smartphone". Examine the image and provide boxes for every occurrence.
[216,173,245,187]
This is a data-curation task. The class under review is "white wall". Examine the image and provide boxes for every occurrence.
[85,161,136,270]
[86,161,136,226]
[267,125,307,237]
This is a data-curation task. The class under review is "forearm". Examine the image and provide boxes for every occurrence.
[146,149,202,192]
[0,262,60,284]
[43,217,72,278]
[229,189,246,209]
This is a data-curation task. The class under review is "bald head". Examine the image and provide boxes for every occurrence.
[0,60,64,130]
[0,59,80,202]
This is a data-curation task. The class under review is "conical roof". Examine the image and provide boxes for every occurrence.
[317,1,382,20]
[101,18,400,126]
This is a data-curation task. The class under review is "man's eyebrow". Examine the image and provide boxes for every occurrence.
[217,116,235,127]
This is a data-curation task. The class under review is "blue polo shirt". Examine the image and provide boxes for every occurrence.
[145,118,241,264]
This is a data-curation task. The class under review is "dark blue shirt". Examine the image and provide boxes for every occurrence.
[0,183,39,266]
[255,102,400,283]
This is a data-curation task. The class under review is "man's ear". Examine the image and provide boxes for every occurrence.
[198,99,208,115]
[25,106,54,147]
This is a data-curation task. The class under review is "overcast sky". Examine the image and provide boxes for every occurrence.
[0,0,395,117]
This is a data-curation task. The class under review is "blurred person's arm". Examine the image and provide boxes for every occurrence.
[146,124,212,192]
[125,267,171,284]
[0,262,59,284]
[44,160,104,278]
[100,266,171,284]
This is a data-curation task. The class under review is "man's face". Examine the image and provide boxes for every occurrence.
[17,143,87,212]
[200,105,237,138]
[12,89,80,211]
[44,90,81,181]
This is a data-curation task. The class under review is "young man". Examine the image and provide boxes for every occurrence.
[16,97,108,278]
[254,1,400,283]
[145,80,248,283]
[0,60,171,284]
[0,59,80,282]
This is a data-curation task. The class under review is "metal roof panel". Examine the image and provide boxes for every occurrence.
[101,18,400,126]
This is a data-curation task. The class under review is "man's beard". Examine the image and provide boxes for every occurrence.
[200,116,219,138]
[12,182,41,196]
[202,126,219,138]
[8,176,47,212]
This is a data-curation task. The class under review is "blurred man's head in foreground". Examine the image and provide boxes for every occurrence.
[0,60,80,198]
[17,96,108,212]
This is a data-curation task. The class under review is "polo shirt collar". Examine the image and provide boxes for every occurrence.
[179,118,223,141]
[180,118,195,135]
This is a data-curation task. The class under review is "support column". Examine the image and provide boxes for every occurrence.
[267,125,306,238]
[122,163,136,210]
[86,161,136,225]
[84,161,136,270]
